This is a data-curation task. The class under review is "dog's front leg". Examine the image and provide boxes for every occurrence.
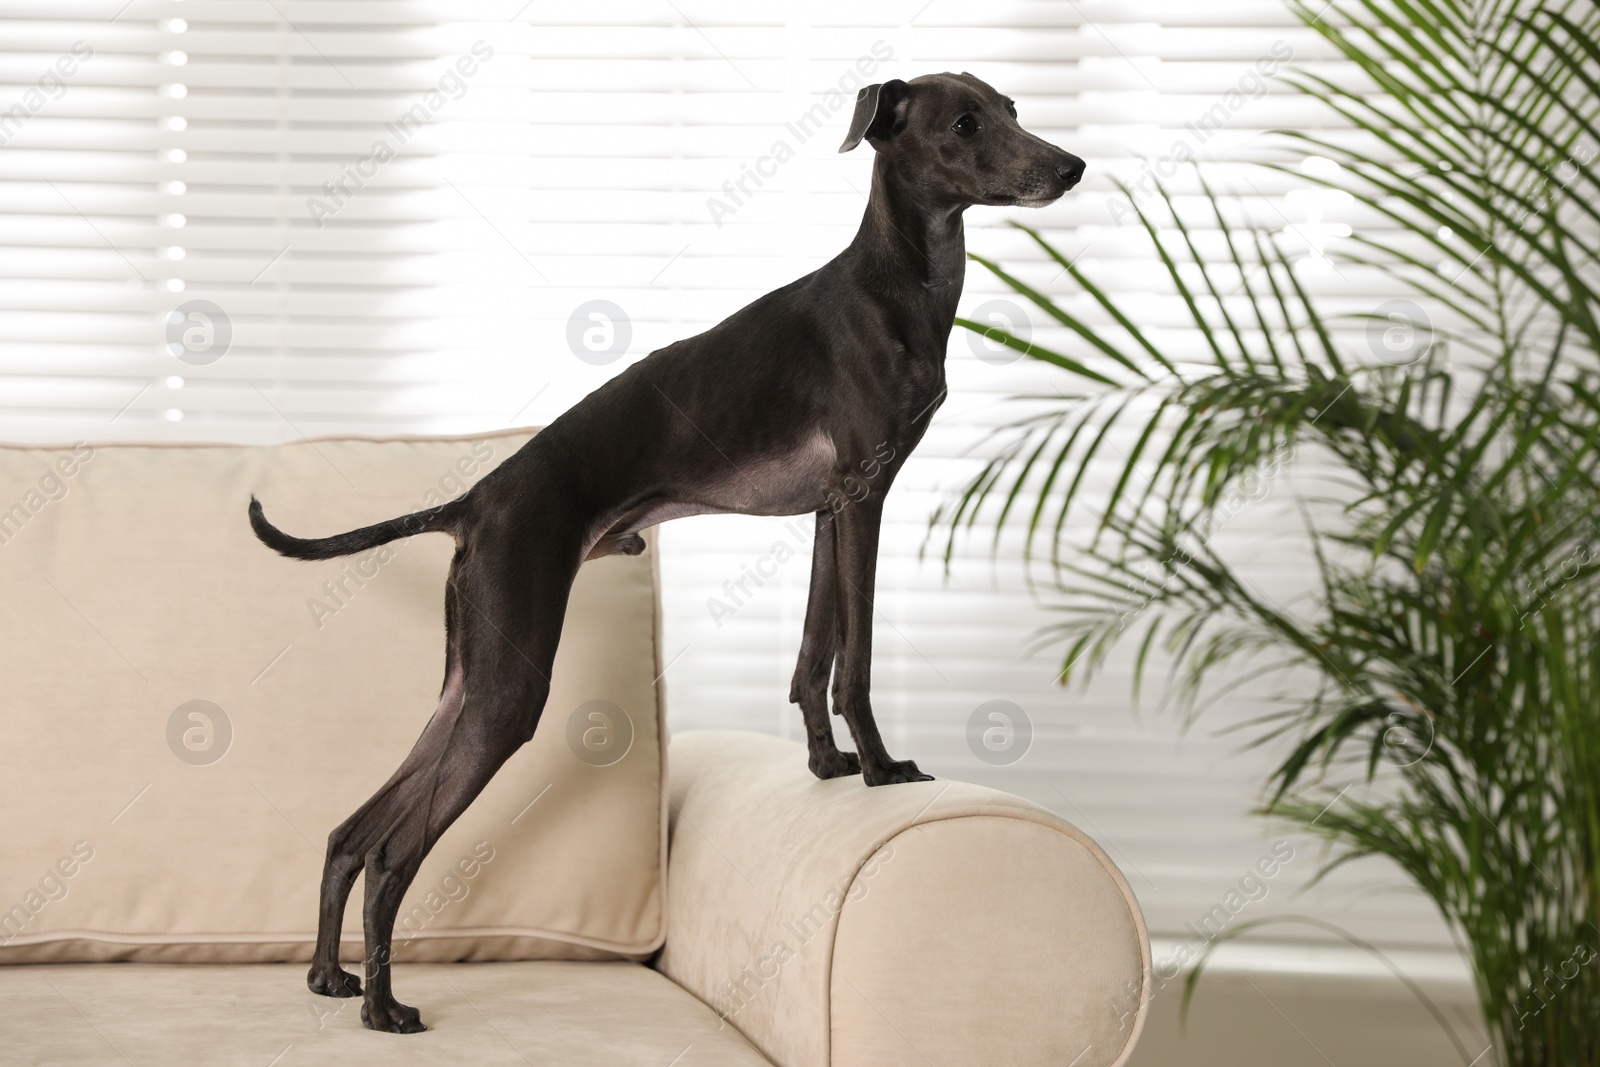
[830,496,934,786]
[789,510,863,779]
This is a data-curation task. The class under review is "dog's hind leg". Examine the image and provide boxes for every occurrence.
[305,556,470,998]
[307,775,419,998]
[356,662,554,1031]
[356,532,578,1033]
[789,510,861,779]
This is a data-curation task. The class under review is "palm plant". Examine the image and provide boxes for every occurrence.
[936,2,1600,1063]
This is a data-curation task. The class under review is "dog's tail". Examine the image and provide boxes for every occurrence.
[248,496,462,561]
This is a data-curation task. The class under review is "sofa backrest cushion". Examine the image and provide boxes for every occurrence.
[0,431,666,964]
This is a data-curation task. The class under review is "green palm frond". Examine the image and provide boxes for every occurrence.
[936,1,1600,1062]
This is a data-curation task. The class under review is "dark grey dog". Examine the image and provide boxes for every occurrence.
[249,71,1083,1033]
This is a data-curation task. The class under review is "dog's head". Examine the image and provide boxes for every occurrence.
[839,72,1084,208]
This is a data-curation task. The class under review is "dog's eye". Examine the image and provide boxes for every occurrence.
[1006,102,1017,119]
[952,114,978,136]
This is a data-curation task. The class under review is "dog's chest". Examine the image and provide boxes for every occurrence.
[608,428,837,541]
[722,427,838,515]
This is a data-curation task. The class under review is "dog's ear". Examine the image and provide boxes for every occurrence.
[838,79,910,153]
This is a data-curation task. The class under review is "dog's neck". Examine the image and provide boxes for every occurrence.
[846,153,967,315]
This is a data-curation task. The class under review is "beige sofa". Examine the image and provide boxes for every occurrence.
[0,432,1151,1066]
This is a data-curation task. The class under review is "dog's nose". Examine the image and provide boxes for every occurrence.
[1055,153,1086,189]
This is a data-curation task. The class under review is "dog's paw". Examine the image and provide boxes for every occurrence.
[862,759,934,787]
[307,963,362,998]
[808,748,862,780]
[361,998,427,1034]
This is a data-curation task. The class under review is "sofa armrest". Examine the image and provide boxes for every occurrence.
[654,731,1151,1067]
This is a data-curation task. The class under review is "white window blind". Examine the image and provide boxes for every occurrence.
[0,0,1464,975]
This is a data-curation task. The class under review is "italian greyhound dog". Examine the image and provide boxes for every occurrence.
[249,71,1083,1033]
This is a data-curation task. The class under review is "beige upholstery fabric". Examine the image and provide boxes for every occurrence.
[830,817,1149,1066]
[0,432,666,964]
[655,731,1151,1067]
[0,961,773,1065]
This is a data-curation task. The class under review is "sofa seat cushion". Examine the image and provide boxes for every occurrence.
[1,960,773,1065]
